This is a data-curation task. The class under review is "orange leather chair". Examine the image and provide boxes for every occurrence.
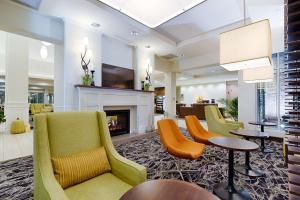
[157,119,205,180]
[185,115,223,145]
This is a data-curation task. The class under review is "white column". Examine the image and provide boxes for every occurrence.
[54,44,64,111]
[238,71,257,129]
[132,46,140,90]
[164,72,176,118]
[4,33,29,131]
[44,88,49,104]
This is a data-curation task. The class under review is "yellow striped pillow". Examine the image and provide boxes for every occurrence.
[51,147,111,189]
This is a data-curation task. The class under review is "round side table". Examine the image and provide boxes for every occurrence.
[209,137,259,200]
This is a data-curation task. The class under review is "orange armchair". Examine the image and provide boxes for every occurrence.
[185,115,223,145]
[157,119,205,180]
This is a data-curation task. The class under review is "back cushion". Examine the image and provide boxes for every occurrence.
[47,112,101,157]
[186,116,197,133]
[52,147,111,189]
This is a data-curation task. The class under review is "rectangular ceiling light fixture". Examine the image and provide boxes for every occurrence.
[220,19,272,71]
[242,65,273,83]
[98,0,206,28]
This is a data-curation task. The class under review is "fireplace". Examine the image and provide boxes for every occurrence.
[105,110,130,137]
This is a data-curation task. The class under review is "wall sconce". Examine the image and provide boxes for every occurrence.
[40,45,48,59]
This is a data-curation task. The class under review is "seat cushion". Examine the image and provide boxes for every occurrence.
[65,173,132,200]
[173,140,205,160]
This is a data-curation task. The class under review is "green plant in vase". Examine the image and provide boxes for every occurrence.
[218,97,238,120]
[0,111,6,124]
[144,82,150,91]
[82,74,92,86]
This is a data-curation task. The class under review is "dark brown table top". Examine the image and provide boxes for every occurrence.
[120,179,219,200]
[229,129,269,138]
[208,137,259,152]
[249,121,277,126]
[230,129,285,139]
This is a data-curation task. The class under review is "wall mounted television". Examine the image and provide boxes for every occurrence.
[102,63,134,89]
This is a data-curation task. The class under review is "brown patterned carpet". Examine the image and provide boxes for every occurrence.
[0,129,288,200]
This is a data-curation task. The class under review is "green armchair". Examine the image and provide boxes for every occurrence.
[204,105,244,138]
[34,111,146,200]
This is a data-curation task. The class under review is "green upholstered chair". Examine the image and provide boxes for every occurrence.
[34,111,147,200]
[204,105,244,138]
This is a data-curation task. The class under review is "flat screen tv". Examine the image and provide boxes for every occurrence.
[102,63,134,89]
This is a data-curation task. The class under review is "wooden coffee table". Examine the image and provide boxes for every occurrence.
[229,129,268,177]
[249,121,277,153]
[120,179,219,200]
[209,137,259,200]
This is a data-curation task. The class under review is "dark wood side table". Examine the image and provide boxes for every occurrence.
[209,137,259,200]
[120,179,219,200]
[229,129,268,177]
[249,121,277,153]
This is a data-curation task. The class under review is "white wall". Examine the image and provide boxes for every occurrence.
[226,80,238,100]
[0,30,55,79]
[102,35,133,69]
[134,47,155,90]
[238,71,257,128]
[180,82,226,105]
[62,21,102,111]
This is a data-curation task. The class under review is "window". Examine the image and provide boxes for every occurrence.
[257,52,285,125]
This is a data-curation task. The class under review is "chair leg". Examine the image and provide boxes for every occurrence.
[160,158,199,181]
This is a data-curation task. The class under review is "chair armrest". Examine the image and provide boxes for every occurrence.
[217,120,241,138]
[34,114,69,200]
[225,120,244,128]
[97,112,147,186]
[108,148,147,186]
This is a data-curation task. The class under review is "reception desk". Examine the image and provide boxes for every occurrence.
[177,103,218,120]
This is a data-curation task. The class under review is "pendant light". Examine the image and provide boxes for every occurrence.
[219,0,272,71]
[242,65,273,83]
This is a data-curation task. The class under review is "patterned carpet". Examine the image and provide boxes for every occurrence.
[0,129,288,200]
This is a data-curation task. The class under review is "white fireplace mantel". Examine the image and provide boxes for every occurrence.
[75,85,155,134]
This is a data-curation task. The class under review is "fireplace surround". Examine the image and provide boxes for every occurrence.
[75,85,154,134]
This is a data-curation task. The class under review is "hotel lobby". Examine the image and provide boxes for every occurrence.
[0,0,298,200]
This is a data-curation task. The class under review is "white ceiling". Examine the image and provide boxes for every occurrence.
[36,0,283,81]
[97,0,206,28]
[156,0,244,42]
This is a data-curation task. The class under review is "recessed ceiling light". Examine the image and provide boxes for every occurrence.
[131,31,139,36]
[145,45,151,49]
[98,0,206,28]
[91,22,101,28]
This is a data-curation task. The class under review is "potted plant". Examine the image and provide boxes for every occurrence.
[218,97,238,120]
[0,111,6,124]
[144,82,150,91]
[0,111,6,132]
[82,74,92,86]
